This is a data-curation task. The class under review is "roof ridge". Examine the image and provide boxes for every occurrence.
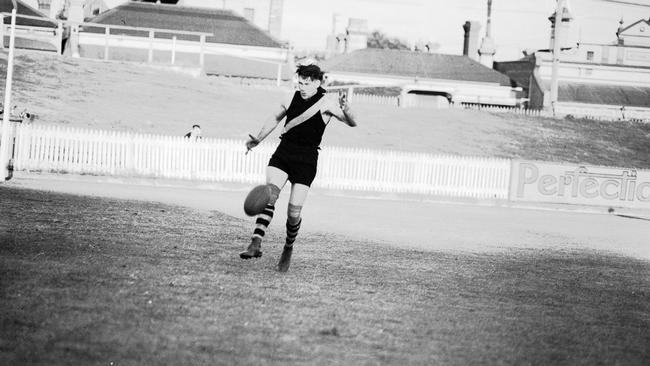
[619,18,650,34]
[121,1,241,17]
[321,48,511,85]
[9,0,50,18]
[84,1,283,49]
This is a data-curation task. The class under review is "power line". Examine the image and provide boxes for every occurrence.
[598,0,650,7]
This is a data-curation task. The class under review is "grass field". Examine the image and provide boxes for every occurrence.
[1,186,648,365]
[1,49,649,365]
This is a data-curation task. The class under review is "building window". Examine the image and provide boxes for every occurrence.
[586,51,594,61]
[243,8,255,23]
[38,0,51,12]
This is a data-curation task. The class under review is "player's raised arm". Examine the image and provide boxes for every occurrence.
[325,90,357,127]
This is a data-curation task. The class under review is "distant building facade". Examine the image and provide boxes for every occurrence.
[496,14,650,109]
[321,48,523,108]
[325,14,368,56]
[22,0,284,41]
[180,0,283,40]
[75,2,291,79]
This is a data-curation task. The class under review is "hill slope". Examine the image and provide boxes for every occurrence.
[2,49,650,168]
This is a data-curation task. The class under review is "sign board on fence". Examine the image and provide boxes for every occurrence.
[510,160,650,209]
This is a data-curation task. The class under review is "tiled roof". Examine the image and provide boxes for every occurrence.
[87,2,283,48]
[320,48,513,86]
[558,82,650,108]
[0,0,57,27]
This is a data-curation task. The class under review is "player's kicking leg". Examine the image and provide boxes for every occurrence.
[240,167,286,259]
[277,183,309,272]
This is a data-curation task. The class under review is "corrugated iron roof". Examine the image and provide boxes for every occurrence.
[0,0,57,27]
[320,48,513,86]
[86,1,283,48]
[558,82,650,107]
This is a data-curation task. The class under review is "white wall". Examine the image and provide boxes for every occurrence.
[536,51,650,86]
[327,71,520,107]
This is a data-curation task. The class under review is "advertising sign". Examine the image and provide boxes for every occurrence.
[510,160,650,209]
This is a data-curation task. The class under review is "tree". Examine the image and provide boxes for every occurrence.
[366,30,410,50]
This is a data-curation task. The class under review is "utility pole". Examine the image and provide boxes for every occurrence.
[0,0,17,181]
[479,0,496,67]
[549,0,566,109]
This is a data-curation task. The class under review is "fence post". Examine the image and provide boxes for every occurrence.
[148,30,154,63]
[199,34,205,72]
[70,24,80,58]
[171,35,176,65]
[0,14,4,49]
[104,26,110,60]
[126,132,135,174]
[276,63,282,87]
[620,106,626,121]
[56,21,63,55]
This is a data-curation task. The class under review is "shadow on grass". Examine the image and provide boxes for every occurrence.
[1,186,648,366]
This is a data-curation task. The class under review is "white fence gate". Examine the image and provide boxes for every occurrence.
[10,125,511,199]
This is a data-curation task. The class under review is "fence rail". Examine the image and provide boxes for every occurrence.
[10,125,511,199]
[348,92,650,122]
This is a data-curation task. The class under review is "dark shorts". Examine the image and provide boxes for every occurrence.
[268,142,319,186]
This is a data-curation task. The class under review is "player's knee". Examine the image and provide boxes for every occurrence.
[267,183,281,205]
[287,203,302,224]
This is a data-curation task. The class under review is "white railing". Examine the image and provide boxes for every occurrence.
[0,13,63,54]
[349,93,399,106]
[10,125,511,199]
[349,92,650,123]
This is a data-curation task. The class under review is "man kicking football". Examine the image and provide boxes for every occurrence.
[240,63,358,272]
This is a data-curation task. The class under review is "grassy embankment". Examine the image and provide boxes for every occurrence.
[3,49,650,168]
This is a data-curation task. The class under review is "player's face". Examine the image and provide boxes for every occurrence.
[297,76,320,100]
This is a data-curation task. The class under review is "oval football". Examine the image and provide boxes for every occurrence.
[243,184,271,216]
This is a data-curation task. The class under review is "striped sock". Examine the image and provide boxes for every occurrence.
[252,204,275,242]
[285,218,301,247]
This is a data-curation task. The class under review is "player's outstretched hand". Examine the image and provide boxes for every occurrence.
[245,134,260,154]
[338,90,348,110]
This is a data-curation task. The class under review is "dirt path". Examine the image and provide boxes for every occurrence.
[7,173,650,260]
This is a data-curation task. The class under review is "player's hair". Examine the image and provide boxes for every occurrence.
[296,64,324,81]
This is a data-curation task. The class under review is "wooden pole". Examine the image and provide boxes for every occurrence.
[0,4,18,180]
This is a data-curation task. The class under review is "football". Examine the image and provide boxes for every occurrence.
[243,184,271,216]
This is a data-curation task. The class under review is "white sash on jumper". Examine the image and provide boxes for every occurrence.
[282,97,326,134]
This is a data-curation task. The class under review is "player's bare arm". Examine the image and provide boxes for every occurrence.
[322,93,357,127]
[246,104,288,151]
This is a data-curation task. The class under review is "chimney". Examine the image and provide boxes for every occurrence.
[462,21,481,61]
[268,0,283,39]
[479,0,496,68]
[67,0,85,23]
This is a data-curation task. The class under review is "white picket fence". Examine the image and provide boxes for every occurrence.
[9,125,511,199]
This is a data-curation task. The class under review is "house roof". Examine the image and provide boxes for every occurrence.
[86,1,283,48]
[618,18,650,36]
[558,82,650,108]
[320,48,513,86]
[0,0,57,27]
[494,56,536,90]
